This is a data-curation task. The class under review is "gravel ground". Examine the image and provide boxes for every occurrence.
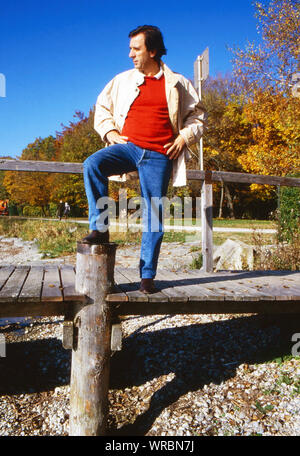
[0,237,299,436]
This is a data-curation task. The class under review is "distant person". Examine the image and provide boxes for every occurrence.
[82,25,205,293]
[63,202,70,219]
[57,200,65,220]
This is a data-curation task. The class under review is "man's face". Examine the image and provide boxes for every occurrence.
[129,33,156,72]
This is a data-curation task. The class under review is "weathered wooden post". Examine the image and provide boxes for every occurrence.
[201,170,213,273]
[69,241,117,436]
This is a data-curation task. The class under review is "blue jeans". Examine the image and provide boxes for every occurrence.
[83,142,172,279]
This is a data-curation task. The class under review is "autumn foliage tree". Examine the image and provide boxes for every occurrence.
[200,75,254,217]
[239,90,300,177]
[2,109,137,218]
[231,0,300,94]
[202,76,253,172]
[51,110,104,213]
[4,136,57,215]
[230,0,300,196]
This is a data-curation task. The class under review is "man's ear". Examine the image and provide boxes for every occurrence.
[150,49,157,59]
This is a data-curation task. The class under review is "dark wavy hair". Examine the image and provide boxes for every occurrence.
[128,25,167,63]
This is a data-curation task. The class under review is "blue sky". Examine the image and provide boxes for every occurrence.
[0,0,260,158]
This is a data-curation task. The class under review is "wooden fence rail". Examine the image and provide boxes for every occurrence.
[1,158,300,186]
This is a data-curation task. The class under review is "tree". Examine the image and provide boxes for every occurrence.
[230,0,300,184]
[0,157,10,200]
[51,110,104,212]
[3,136,57,215]
[231,0,300,95]
[200,75,253,217]
[238,89,300,177]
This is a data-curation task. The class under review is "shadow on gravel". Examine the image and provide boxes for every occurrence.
[0,314,298,435]
[108,313,299,436]
[0,338,71,395]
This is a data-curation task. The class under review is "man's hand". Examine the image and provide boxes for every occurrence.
[106,130,128,145]
[164,135,186,160]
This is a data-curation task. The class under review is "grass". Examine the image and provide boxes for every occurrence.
[0,216,296,271]
[212,218,276,229]
[0,219,87,258]
[10,215,277,229]
[0,217,276,255]
[252,229,300,271]
[0,218,152,257]
[130,216,276,229]
[0,217,277,259]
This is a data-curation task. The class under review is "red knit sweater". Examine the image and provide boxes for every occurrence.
[122,75,174,154]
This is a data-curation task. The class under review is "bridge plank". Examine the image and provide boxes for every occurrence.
[246,271,300,301]
[0,265,15,290]
[107,268,300,316]
[118,268,169,303]
[113,268,149,302]
[0,262,299,317]
[155,269,188,302]
[18,266,44,302]
[60,265,85,301]
[0,266,30,302]
[165,269,226,301]
[186,270,275,301]
[41,266,63,301]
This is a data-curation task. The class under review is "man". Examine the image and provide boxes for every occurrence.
[57,200,65,220]
[82,25,205,293]
[63,202,70,218]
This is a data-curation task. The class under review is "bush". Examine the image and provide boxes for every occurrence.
[253,175,300,270]
[254,231,300,271]
[278,175,300,243]
[22,206,43,217]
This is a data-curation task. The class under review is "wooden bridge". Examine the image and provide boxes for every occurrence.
[1,264,299,319]
[0,158,299,436]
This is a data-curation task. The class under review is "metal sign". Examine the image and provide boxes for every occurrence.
[292,73,300,98]
[194,47,209,91]
[193,48,209,171]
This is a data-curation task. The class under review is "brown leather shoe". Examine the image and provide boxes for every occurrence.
[139,278,158,294]
[81,230,109,244]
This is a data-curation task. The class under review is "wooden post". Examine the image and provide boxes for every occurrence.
[201,171,213,273]
[69,241,117,436]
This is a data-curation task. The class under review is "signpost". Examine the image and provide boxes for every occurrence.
[292,73,300,98]
[194,48,212,272]
[194,47,209,99]
[194,48,209,169]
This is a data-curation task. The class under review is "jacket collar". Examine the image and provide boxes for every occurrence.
[160,61,180,87]
[132,61,180,87]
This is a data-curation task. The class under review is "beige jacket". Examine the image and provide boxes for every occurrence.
[94,61,205,186]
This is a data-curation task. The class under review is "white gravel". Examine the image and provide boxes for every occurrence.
[0,237,299,436]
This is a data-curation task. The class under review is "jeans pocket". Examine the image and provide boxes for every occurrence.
[137,149,147,166]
